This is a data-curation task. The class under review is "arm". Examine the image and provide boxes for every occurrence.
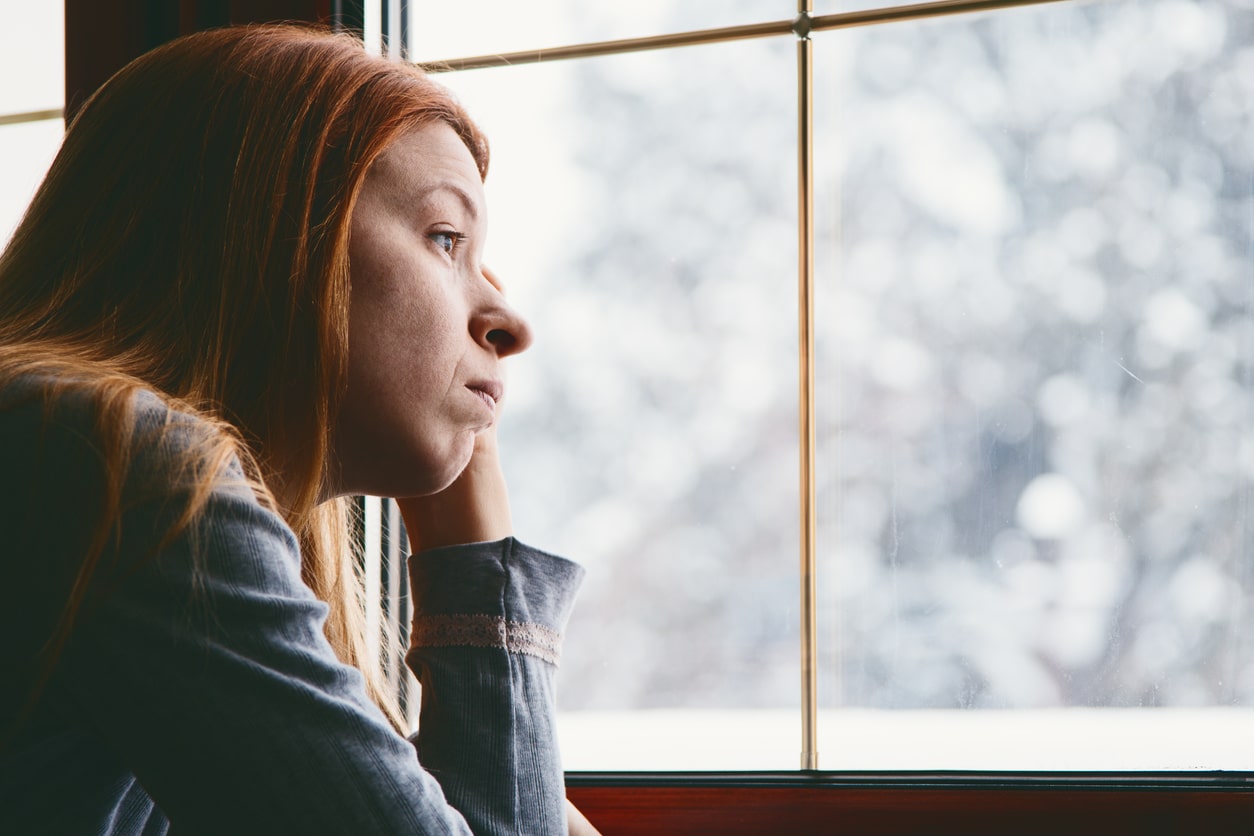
[403,536,582,835]
[399,428,600,836]
[36,399,578,834]
[55,471,482,835]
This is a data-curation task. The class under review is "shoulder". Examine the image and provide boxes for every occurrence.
[0,371,242,483]
[0,372,267,557]
[0,372,303,668]
[0,370,204,445]
[0,374,126,508]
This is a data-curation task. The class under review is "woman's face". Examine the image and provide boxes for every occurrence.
[332,122,532,498]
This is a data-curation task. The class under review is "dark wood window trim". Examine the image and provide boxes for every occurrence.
[64,0,344,119]
[567,772,1254,834]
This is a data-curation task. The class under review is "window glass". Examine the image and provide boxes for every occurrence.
[0,2,63,249]
[413,1,791,64]
[814,0,1254,768]
[0,119,63,248]
[0,3,64,115]
[434,34,801,769]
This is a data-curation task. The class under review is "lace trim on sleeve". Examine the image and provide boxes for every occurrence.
[409,614,564,666]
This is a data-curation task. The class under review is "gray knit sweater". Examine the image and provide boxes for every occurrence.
[0,384,583,835]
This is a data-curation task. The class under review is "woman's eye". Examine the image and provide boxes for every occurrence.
[429,230,465,256]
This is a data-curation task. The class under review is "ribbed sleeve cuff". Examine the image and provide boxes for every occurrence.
[407,537,584,667]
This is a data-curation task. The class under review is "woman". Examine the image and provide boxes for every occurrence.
[0,24,594,835]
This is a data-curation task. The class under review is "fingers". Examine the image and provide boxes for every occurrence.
[397,429,512,553]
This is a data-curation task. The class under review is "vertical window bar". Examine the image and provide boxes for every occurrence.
[382,499,406,694]
[400,509,421,730]
[400,0,411,61]
[796,1,819,772]
[378,498,392,688]
[380,0,389,54]
[332,0,366,36]
[380,0,417,725]
[363,496,384,667]
[382,0,404,59]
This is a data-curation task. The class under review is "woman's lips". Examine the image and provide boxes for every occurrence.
[466,380,503,412]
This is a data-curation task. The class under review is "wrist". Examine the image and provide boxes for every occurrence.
[399,496,512,553]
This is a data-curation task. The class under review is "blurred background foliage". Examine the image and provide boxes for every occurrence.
[440,0,1253,714]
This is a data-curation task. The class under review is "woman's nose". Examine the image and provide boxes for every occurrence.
[482,304,533,357]
[474,266,534,358]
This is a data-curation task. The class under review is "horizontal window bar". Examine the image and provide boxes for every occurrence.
[0,108,64,127]
[417,0,1072,72]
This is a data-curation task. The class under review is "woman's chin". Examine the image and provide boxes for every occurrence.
[326,437,473,500]
[398,437,476,497]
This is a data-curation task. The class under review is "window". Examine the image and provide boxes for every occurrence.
[414,11,803,770]
[813,0,1254,770]
[0,4,64,247]
[404,0,1254,774]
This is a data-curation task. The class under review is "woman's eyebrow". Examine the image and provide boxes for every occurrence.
[416,182,480,222]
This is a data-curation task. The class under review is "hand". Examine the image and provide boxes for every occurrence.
[567,798,602,836]
[396,427,513,553]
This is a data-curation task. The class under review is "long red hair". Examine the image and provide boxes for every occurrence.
[0,24,489,731]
